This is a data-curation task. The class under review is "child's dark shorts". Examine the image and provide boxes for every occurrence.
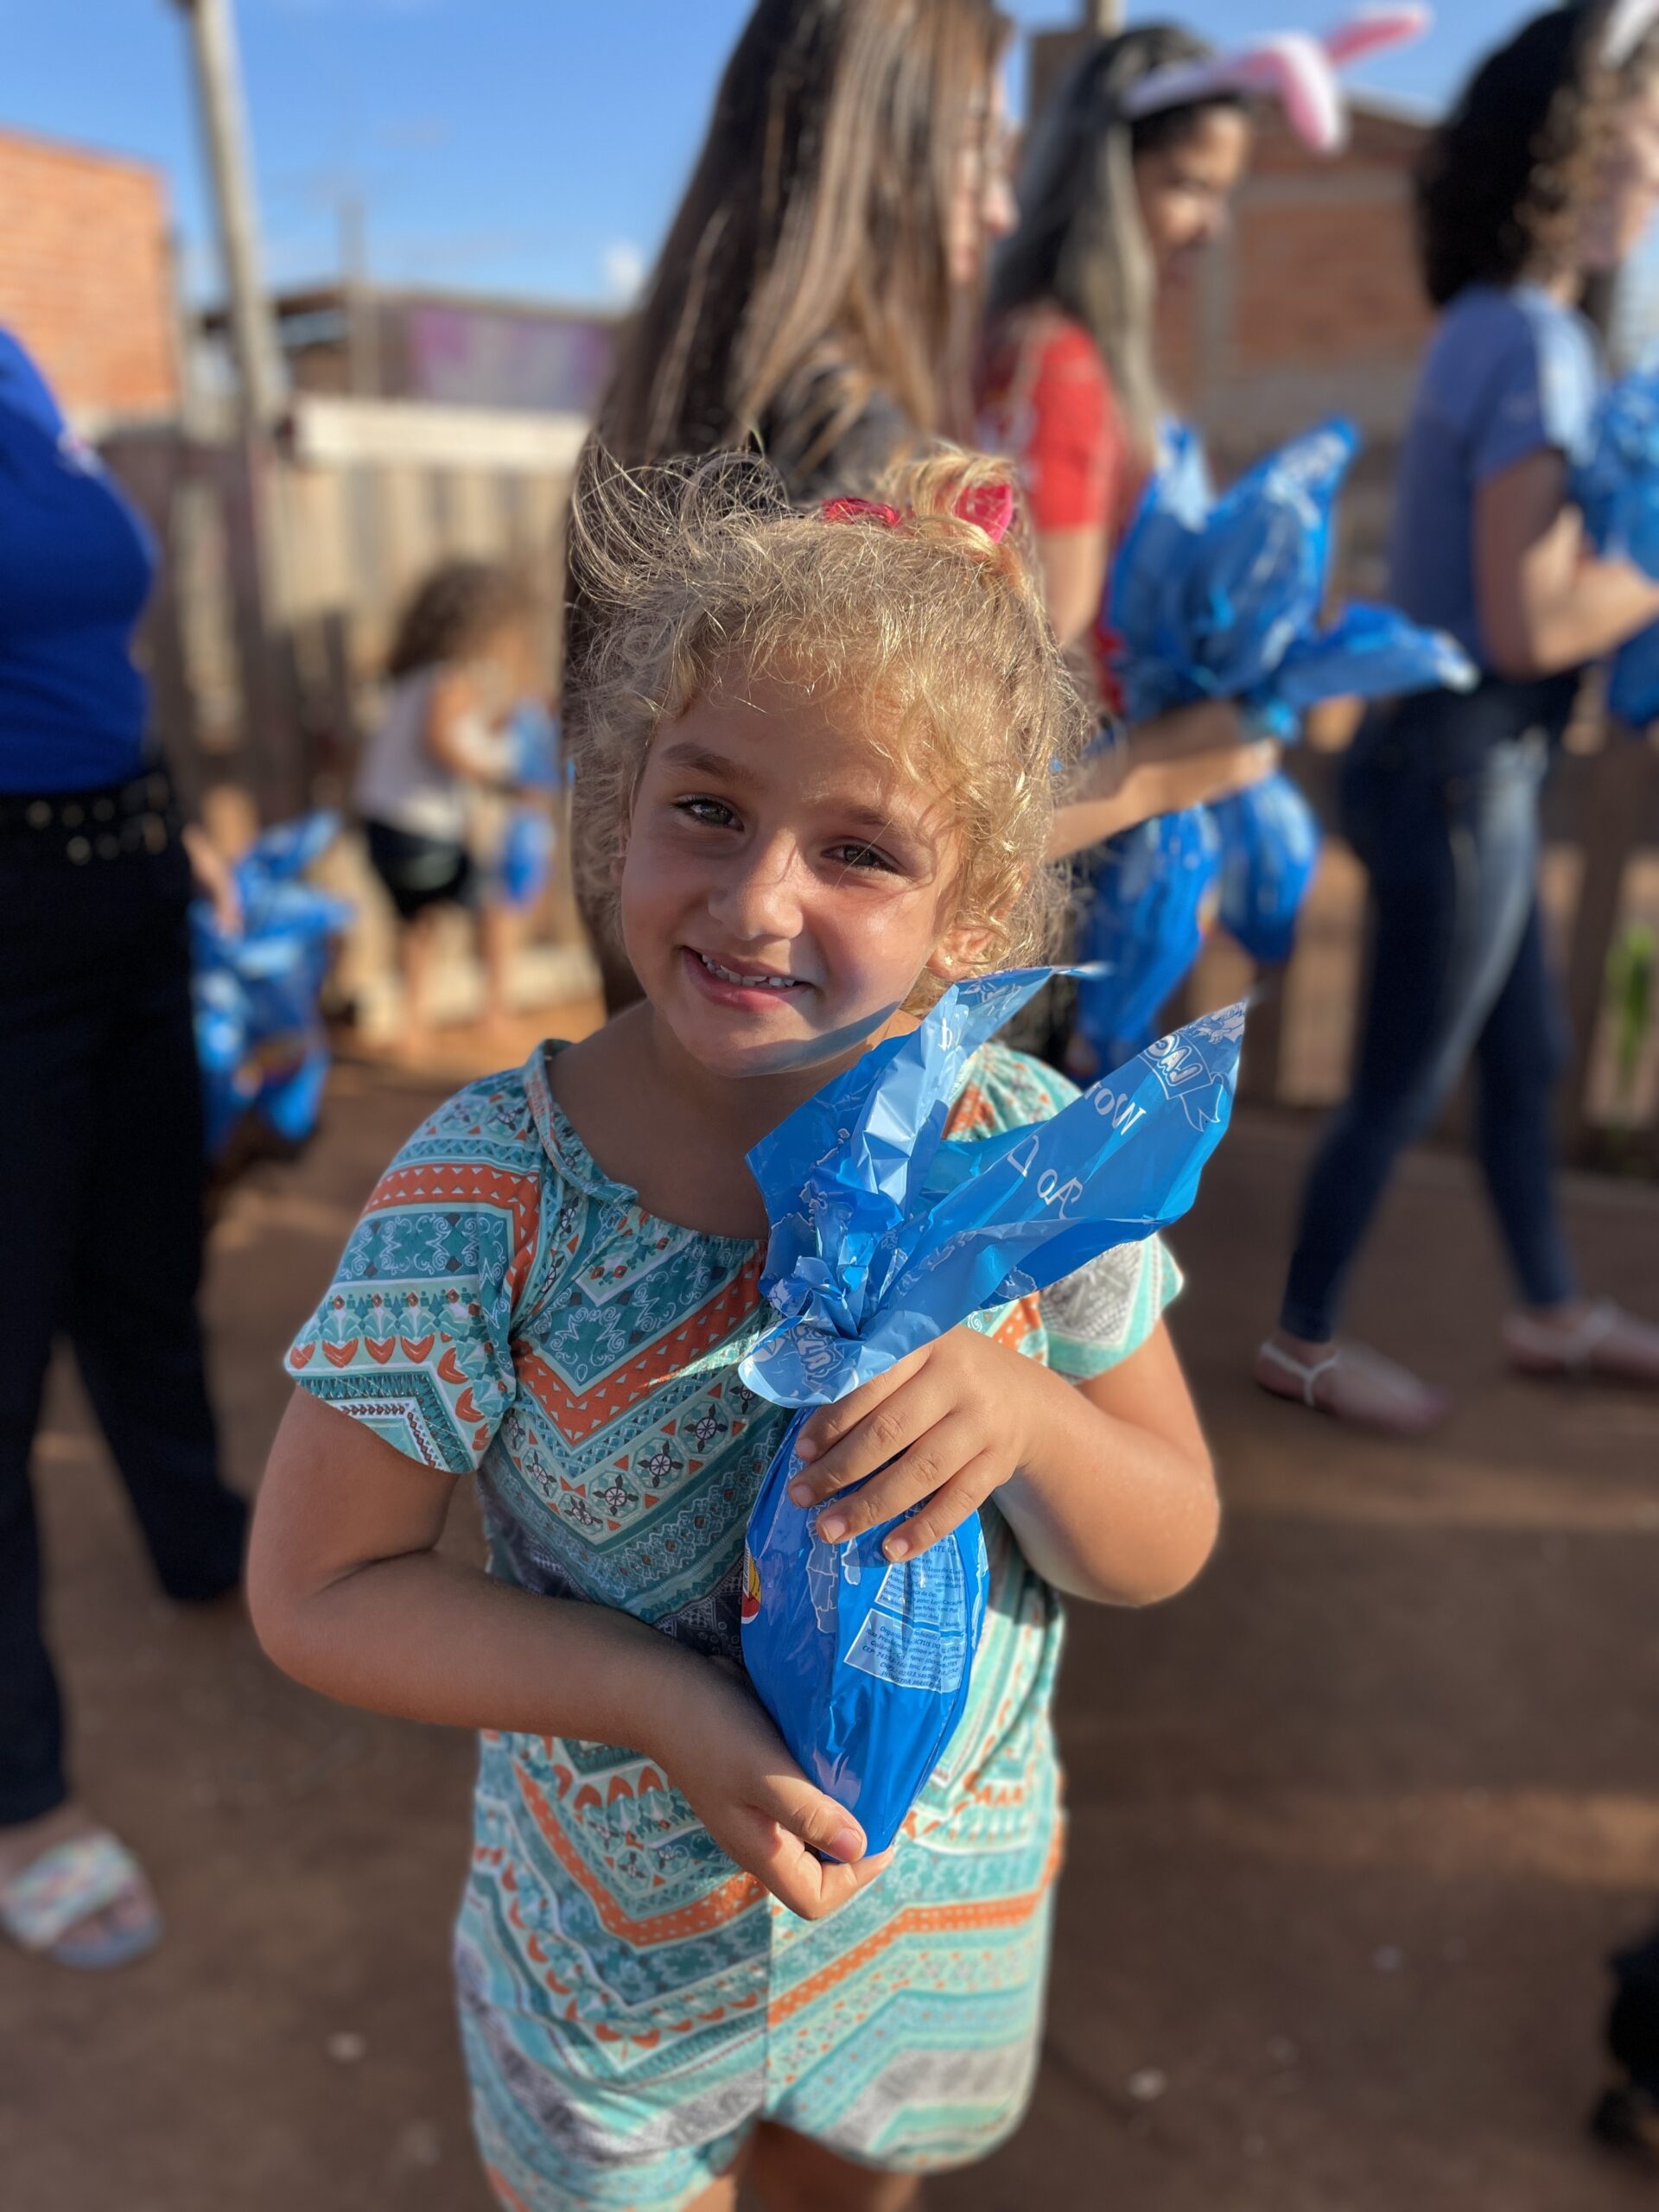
[363,817,479,921]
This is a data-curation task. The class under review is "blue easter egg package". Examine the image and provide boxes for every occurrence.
[736,967,1245,1853]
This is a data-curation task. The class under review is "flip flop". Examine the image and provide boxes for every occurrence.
[0,1827,162,1970]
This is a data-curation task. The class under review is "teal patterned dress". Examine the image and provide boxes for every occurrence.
[287,1039,1180,2212]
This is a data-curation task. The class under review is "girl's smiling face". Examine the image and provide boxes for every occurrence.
[620,672,983,1080]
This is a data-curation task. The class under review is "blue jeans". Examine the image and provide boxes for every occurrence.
[1280,687,1578,1344]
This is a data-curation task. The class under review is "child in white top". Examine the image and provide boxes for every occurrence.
[356,560,540,1052]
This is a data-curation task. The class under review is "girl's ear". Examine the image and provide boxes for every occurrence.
[925,915,997,984]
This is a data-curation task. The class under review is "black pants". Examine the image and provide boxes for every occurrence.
[0,832,246,1827]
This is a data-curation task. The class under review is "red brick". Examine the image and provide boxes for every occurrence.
[0,129,178,416]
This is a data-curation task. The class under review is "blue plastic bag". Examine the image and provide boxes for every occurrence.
[1212,770,1322,967]
[1576,359,1659,574]
[1611,625,1659,726]
[739,968,1244,1853]
[498,807,555,909]
[509,701,563,791]
[1071,805,1221,1073]
[190,812,353,1160]
[1574,361,1659,726]
[1105,417,1477,734]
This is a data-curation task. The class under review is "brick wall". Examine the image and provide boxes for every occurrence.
[1158,106,1433,465]
[0,128,179,419]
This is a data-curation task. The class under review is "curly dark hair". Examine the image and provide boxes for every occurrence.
[1416,3,1657,308]
[385,560,535,681]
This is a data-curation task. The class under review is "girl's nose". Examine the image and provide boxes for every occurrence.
[706,838,804,941]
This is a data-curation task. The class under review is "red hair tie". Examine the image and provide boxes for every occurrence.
[820,481,1015,543]
[820,497,903,528]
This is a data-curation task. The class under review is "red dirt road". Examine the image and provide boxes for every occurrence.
[5,1062,1659,2212]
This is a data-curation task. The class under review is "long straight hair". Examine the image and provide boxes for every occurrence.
[595,0,1010,481]
[988,23,1242,468]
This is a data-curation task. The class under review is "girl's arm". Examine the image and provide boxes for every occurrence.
[250,1390,895,1918]
[1037,522,1113,650]
[1046,702,1277,861]
[790,1319,1218,1607]
[1475,449,1659,678]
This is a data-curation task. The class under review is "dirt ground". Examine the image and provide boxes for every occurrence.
[5,1034,1659,2212]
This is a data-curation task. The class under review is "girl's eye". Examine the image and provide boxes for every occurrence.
[677,796,738,829]
[827,842,897,874]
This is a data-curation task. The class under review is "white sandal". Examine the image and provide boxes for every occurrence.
[1256,1337,1341,1408]
[1254,1337,1449,1435]
[0,1827,162,1970]
[1505,1300,1659,1383]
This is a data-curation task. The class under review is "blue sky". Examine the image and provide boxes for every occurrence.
[0,2,1549,308]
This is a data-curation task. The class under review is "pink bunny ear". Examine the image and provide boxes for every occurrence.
[1322,6,1432,71]
[1123,31,1346,155]
[954,480,1015,543]
[1236,33,1346,154]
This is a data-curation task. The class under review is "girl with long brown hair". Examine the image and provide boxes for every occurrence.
[594,0,1015,493]
[573,0,1020,1010]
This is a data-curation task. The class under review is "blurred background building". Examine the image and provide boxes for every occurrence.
[0,126,181,425]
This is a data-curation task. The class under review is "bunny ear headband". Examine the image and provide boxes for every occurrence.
[1120,6,1431,157]
[1604,0,1659,69]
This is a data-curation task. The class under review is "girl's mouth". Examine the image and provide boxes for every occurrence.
[684,948,810,1007]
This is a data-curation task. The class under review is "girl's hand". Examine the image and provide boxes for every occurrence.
[651,1655,896,1923]
[789,1328,1047,1563]
[181,823,242,936]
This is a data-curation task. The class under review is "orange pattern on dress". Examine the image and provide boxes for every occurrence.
[514,1255,765,1443]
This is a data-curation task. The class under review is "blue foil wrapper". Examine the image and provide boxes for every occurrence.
[1575,362,1659,727]
[737,969,1244,1853]
[1072,806,1221,1071]
[1212,769,1322,968]
[190,812,353,1160]
[1105,417,1476,732]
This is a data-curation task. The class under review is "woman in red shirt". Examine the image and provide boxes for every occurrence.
[980,24,1265,842]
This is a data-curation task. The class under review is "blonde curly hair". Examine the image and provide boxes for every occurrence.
[565,446,1089,994]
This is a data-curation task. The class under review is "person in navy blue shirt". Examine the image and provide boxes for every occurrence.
[0,327,246,1968]
[1259,3,1659,1431]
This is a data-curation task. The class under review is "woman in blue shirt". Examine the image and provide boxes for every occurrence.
[1260,3,1659,1430]
[0,328,247,1966]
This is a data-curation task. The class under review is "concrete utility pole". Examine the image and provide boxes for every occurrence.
[169,0,296,820]
[171,0,283,429]
[1081,0,1125,28]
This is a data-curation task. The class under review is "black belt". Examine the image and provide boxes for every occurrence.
[0,768,181,863]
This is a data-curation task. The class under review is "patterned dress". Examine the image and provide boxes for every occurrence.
[287,1039,1179,2212]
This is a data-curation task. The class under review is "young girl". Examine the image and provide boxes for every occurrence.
[251,450,1219,2212]
[356,560,541,1053]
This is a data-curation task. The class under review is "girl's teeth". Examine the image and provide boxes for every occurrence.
[701,955,795,988]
